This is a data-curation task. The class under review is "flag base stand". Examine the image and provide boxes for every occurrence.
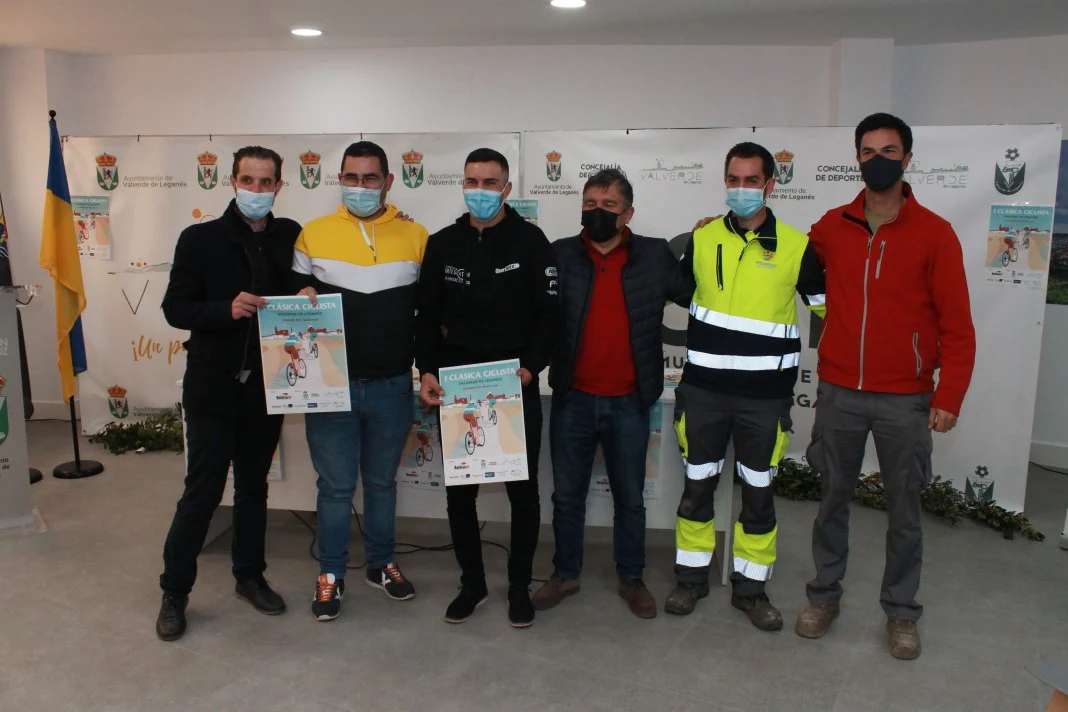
[51,395,105,481]
[29,468,42,484]
[52,460,103,480]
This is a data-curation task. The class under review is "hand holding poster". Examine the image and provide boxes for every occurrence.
[258,295,350,414]
[438,359,528,485]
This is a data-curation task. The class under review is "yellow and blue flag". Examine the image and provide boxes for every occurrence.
[38,114,87,402]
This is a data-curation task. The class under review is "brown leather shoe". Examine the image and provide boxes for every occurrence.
[531,575,580,611]
[731,593,783,632]
[887,619,922,660]
[795,602,840,639]
[619,579,657,619]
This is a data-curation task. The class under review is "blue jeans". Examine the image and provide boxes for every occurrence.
[307,374,412,577]
[549,390,650,581]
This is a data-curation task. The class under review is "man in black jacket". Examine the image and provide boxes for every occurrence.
[155,146,301,642]
[416,148,558,628]
[532,169,693,619]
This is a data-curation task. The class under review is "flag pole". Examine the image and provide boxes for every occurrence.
[44,109,103,480]
[53,394,102,479]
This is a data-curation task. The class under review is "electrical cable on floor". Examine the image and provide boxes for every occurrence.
[1029,460,1068,475]
[288,507,527,576]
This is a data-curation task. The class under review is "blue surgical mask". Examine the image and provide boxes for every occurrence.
[342,186,383,218]
[725,186,768,219]
[235,189,275,221]
[464,188,504,222]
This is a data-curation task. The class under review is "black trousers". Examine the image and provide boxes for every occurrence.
[446,384,542,592]
[160,384,283,596]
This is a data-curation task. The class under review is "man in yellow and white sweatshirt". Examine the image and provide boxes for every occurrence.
[291,141,428,622]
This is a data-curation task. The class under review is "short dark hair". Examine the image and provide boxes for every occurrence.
[855,113,913,155]
[465,148,509,176]
[583,169,633,207]
[341,141,389,175]
[724,142,775,183]
[232,146,282,182]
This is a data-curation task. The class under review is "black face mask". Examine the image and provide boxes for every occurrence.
[581,208,622,243]
[860,153,904,192]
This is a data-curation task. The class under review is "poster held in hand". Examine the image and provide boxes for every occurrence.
[438,359,528,485]
[258,294,350,414]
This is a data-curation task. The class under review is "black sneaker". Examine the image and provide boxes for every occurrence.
[366,562,416,601]
[235,577,286,615]
[444,587,488,624]
[508,588,535,629]
[156,593,188,642]
[312,574,345,622]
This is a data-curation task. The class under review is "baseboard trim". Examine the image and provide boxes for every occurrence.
[1030,440,1068,470]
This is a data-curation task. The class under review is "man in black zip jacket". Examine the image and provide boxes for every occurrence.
[532,169,693,620]
[155,147,300,642]
[416,148,558,628]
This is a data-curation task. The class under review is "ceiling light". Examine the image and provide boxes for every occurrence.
[550,0,586,8]
[291,28,322,37]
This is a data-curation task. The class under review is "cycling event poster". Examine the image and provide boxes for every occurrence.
[438,359,528,486]
[985,204,1054,289]
[257,294,351,415]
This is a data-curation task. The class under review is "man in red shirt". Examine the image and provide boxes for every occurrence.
[795,113,976,660]
[532,169,693,618]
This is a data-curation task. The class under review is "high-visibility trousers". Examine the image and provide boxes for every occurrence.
[673,382,793,595]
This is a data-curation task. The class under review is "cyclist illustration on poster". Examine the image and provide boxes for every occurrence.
[257,294,351,414]
[438,358,528,485]
[396,397,444,490]
[985,204,1054,289]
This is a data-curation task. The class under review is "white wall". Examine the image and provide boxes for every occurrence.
[892,35,1068,128]
[0,48,65,418]
[891,34,1068,468]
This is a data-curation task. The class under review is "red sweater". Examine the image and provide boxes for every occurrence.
[572,232,637,396]
[808,186,976,415]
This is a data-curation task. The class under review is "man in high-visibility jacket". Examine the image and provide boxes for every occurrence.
[665,142,826,631]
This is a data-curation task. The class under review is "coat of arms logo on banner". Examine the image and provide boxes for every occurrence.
[96,153,119,191]
[546,151,563,182]
[197,151,219,190]
[995,147,1026,196]
[299,151,322,189]
[107,384,129,420]
[402,150,424,189]
[965,465,995,503]
[774,150,795,185]
[0,376,9,447]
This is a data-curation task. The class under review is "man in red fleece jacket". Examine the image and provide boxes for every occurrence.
[795,113,976,661]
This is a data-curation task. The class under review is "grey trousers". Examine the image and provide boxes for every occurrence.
[805,381,933,621]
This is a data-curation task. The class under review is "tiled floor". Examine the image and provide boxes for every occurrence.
[1,421,1066,711]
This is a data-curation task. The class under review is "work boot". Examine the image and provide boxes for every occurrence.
[731,592,783,631]
[887,619,922,660]
[795,602,840,639]
[156,593,188,642]
[664,582,709,615]
[618,580,657,619]
[532,574,580,611]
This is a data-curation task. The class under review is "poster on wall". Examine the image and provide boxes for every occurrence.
[438,359,527,486]
[984,204,1054,289]
[396,397,444,490]
[589,402,663,501]
[72,196,112,259]
[257,295,350,415]
[506,199,540,224]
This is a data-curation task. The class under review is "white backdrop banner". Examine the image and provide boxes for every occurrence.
[522,125,1061,511]
[63,126,1060,512]
[62,132,520,436]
